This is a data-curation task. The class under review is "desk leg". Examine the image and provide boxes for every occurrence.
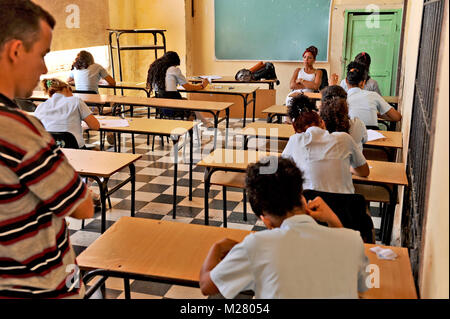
[204,168,213,225]
[225,108,230,149]
[242,94,247,128]
[124,279,131,300]
[130,163,136,217]
[213,113,219,150]
[91,176,109,234]
[172,138,179,219]
[383,185,398,245]
[189,129,193,201]
[252,91,256,122]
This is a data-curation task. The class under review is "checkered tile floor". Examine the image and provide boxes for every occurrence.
[67,115,383,299]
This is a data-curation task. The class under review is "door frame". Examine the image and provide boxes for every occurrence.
[342,9,403,95]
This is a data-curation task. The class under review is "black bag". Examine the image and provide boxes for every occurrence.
[235,69,253,81]
[251,62,280,85]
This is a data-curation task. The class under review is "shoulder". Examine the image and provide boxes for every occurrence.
[167,66,181,73]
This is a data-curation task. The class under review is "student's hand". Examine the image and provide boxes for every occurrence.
[212,238,239,260]
[330,73,339,85]
[201,78,209,89]
[305,196,343,228]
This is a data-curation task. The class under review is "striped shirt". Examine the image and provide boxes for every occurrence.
[0,93,88,298]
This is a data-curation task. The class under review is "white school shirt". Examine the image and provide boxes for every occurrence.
[153,66,188,92]
[347,87,393,127]
[340,78,381,95]
[210,214,369,299]
[348,117,368,152]
[34,93,92,148]
[281,126,367,194]
[69,63,109,93]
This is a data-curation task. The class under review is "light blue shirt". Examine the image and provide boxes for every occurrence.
[282,126,367,194]
[340,78,382,95]
[210,214,369,299]
[34,93,92,147]
[347,87,393,127]
[153,66,188,92]
[69,63,109,93]
[348,117,368,152]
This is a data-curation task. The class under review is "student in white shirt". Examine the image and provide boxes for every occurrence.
[34,78,100,148]
[199,157,369,299]
[146,51,213,127]
[67,50,116,93]
[282,94,369,194]
[320,85,367,151]
[330,52,381,95]
[345,62,402,128]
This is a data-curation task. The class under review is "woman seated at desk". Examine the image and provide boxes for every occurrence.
[286,46,323,105]
[281,94,369,194]
[146,51,213,127]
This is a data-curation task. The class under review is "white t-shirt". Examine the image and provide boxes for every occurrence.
[286,68,318,105]
[34,93,92,148]
[69,63,109,93]
[153,66,188,92]
[348,117,368,152]
[281,126,367,194]
[340,78,382,95]
[210,214,369,299]
[347,88,393,127]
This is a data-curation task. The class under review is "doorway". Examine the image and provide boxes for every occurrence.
[342,10,403,96]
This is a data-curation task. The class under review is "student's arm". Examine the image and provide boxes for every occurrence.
[301,69,322,91]
[104,75,116,87]
[199,238,239,295]
[290,68,303,90]
[83,114,100,130]
[351,163,370,177]
[306,197,343,228]
[67,77,75,85]
[182,78,208,91]
[69,191,94,219]
[380,108,402,122]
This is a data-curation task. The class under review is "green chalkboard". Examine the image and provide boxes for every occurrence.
[214,0,331,62]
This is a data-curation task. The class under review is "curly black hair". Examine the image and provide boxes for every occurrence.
[287,94,320,133]
[146,51,181,92]
[321,85,347,101]
[246,156,304,217]
[320,97,350,134]
[72,50,94,70]
[346,61,367,86]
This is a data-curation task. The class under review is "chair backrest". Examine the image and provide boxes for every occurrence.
[303,189,375,243]
[49,131,79,149]
[318,68,329,91]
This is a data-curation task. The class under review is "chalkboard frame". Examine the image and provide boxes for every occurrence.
[213,0,332,62]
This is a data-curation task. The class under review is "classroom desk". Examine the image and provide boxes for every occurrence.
[197,149,407,244]
[180,84,259,127]
[241,123,402,154]
[96,117,195,219]
[99,81,151,97]
[77,216,417,299]
[189,75,278,90]
[61,149,141,233]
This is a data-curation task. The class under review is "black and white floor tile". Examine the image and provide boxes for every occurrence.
[67,114,383,299]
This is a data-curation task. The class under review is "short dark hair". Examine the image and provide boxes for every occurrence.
[321,85,347,101]
[320,97,350,134]
[287,94,321,133]
[246,157,304,217]
[346,61,367,86]
[72,51,95,70]
[0,0,55,51]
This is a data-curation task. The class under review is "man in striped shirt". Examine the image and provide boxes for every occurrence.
[0,0,94,298]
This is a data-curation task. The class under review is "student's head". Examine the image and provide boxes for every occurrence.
[146,51,181,91]
[319,95,350,134]
[302,46,318,66]
[72,50,95,70]
[355,52,371,70]
[246,157,304,227]
[345,61,367,88]
[0,0,55,99]
[41,78,71,97]
[287,94,322,133]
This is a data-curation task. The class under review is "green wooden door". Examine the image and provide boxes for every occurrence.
[343,10,402,96]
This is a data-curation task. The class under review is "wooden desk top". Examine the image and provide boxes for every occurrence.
[189,76,277,85]
[242,123,402,149]
[355,160,408,186]
[361,244,417,299]
[261,105,288,114]
[31,91,112,104]
[77,216,417,298]
[197,149,281,171]
[61,149,141,178]
[97,116,196,136]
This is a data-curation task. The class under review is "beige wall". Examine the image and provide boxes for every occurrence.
[189,0,403,104]
[419,0,449,299]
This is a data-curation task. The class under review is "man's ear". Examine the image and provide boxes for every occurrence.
[5,40,24,64]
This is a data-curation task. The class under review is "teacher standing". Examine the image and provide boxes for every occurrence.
[286,46,323,105]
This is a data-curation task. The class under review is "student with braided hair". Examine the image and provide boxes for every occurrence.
[345,61,401,128]
[282,94,369,194]
[320,85,367,151]
[34,78,99,148]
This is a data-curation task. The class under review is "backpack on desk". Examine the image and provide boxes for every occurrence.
[234,62,280,85]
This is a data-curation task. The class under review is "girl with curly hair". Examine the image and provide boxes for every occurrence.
[67,50,116,93]
[146,51,212,127]
[320,85,367,151]
[282,94,369,194]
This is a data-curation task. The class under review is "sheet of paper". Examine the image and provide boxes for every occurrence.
[99,119,129,127]
[367,129,386,141]
[199,75,222,82]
